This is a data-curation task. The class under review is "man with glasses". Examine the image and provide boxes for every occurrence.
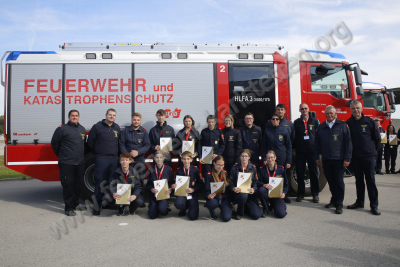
[293,103,320,203]
[238,112,262,165]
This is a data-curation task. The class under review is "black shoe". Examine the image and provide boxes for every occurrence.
[371,207,381,215]
[232,211,241,220]
[313,196,320,203]
[92,209,100,216]
[118,206,129,216]
[210,214,217,220]
[65,210,76,216]
[376,170,384,175]
[347,202,364,209]
[261,210,268,218]
[391,170,397,174]
[284,197,291,203]
[335,206,343,214]
[396,169,400,174]
[129,211,136,216]
[178,210,186,217]
[167,208,172,212]
[296,196,304,202]
[140,203,146,208]
[386,171,390,174]
[325,203,334,208]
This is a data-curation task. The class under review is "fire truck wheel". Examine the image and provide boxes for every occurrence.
[80,153,96,201]
[288,151,327,196]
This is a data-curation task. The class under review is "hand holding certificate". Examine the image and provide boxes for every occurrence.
[182,141,195,154]
[160,138,172,152]
[175,176,190,197]
[115,184,132,205]
[153,179,170,201]
[268,177,283,198]
[202,146,213,164]
[237,172,252,194]
[210,182,225,194]
[389,134,397,145]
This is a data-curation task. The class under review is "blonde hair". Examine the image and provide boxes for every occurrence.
[224,115,235,129]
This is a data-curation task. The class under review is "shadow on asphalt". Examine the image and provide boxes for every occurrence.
[284,242,400,266]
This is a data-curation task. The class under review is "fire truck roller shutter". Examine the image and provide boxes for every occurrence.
[10,64,63,144]
[64,64,132,130]
[134,63,215,133]
[288,151,327,196]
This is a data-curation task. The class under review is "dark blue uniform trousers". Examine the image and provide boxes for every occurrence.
[59,163,84,212]
[257,187,287,218]
[108,195,144,213]
[296,152,319,197]
[94,157,118,206]
[322,160,345,207]
[174,194,200,220]
[206,196,232,222]
[352,156,379,208]
[148,197,169,219]
[231,193,263,219]
[376,145,383,171]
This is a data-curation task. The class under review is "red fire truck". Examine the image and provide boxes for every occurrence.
[2,43,379,199]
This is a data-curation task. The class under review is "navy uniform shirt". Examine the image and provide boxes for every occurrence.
[87,119,120,158]
[293,116,319,153]
[51,121,86,165]
[119,125,150,162]
[314,119,352,161]
[146,165,174,193]
[346,114,380,158]
[199,127,225,157]
[176,166,204,195]
[149,121,176,152]
[258,165,289,195]
[239,124,262,164]
[175,127,200,155]
[261,124,292,165]
[267,117,295,144]
[109,166,142,197]
[228,163,258,192]
[222,127,242,164]
[203,170,230,199]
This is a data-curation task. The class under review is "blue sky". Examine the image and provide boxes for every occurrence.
[1,0,399,116]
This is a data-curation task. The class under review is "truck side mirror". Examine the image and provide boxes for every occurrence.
[356,86,364,95]
[315,63,335,75]
[352,66,363,86]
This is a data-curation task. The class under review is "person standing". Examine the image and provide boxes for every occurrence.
[314,105,352,215]
[175,115,200,168]
[375,118,385,175]
[384,125,398,174]
[266,104,295,204]
[51,110,87,216]
[149,109,176,167]
[88,108,120,215]
[199,115,225,178]
[238,112,262,166]
[346,101,381,215]
[119,112,150,207]
[222,115,242,178]
[293,103,320,203]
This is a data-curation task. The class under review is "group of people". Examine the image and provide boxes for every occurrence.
[51,100,383,221]
[375,118,400,175]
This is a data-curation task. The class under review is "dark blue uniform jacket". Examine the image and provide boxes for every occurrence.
[239,124,262,164]
[228,163,258,192]
[293,116,319,153]
[119,125,150,162]
[87,119,120,158]
[261,124,292,164]
[257,165,288,195]
[199,127,225,157]
[176,166,204,195]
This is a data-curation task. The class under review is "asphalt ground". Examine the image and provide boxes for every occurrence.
[0,174,399,267]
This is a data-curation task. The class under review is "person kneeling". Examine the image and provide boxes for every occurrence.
[174,151,204,220]
[257,150,288,218]
[110,152,144,216]
[147,150,175,219]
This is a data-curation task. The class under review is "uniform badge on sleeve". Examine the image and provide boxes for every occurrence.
[113,130,118,137]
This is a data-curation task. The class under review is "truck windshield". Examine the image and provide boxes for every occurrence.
[310,66,350,98]
[363,92,386,111]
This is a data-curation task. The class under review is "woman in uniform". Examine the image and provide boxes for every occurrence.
[175,115,200,168]
[204,155,232,222]
[229,149,262,220]
[257,150,288,218]
[384,124,398,174]
[222,115,242,178]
